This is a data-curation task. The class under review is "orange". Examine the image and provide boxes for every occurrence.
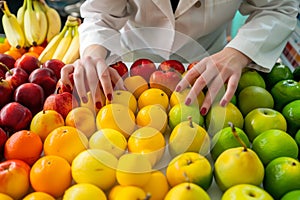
[4,49,22,60]
[23,51,39,58]
[30,155,72,198]
[28,45,45,56]
[4,130,43,166]
[137,88,169,111]
[124,75,149,99]
[127,126,166,166]
[23,191,56,200]
[43,126,89,163]
[0,42,10,53]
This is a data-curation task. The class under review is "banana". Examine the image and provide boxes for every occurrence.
[52,26,73,61]
[17,0,26,27]
[32,0,48,45]
[62,25,80,64]
[1,1,25,48]
[38,25,68,64]
[41,1,61,42]
[23,0,42,46]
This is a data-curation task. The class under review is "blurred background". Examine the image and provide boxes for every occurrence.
[0,0,84,34]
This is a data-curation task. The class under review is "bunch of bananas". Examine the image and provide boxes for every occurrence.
[38,16,80,64]
[1,0,61,48]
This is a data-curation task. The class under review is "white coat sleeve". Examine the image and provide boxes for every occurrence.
[78,0,130,57]
[226,0,299,72]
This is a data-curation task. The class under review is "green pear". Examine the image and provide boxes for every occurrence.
[237,69,266,93]
[214,123,265,192]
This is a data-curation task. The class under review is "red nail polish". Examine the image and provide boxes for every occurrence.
[81,97,88,104]
[200,107,207,115]
[96,101,102,109]
[176,85,181,92]
[107,93,112,101]
[220,100,227,107]
[185,98,191,105]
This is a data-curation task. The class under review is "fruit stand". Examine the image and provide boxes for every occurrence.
[1,0,300,200]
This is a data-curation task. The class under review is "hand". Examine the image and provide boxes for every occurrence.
[175,47,252,115]
[60,56,125,109]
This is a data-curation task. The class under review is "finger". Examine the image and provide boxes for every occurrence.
[220,72,240,107]
[109,67,126,91]
[96,59,114,101]
[60,64,74,89]
[73,60,88,103]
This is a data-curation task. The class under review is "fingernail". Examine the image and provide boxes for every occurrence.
[200,107,207,116]
[220,100,227,107]
[81,97,88,104]
[185,98,191,105]
[175,85,181,92]
[107,93,113,101]
[96,101,102,109]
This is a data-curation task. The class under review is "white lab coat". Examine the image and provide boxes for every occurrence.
[78,0,299,72]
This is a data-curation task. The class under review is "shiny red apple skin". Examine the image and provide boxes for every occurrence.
[29,67,58,98]
[5,67,29,89]
[42,59,65,80]
[149,69,182,96]
[15,54,40,75]
[0,54,16,74]
[130,58,157,82]
[0,102,32,135]
[0,78,13,109]
[14,83,45,115]
[0,159,31,200]
[158,60,186,74]
[43,92,79,119]
[110,61,129,79]
[0,70,4,79]
[0,127,8,158]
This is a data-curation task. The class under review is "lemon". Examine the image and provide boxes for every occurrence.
[138,88,169,111]
[169,87,205,108]
[96,103,136,139]
[136,104,168,133]
[63,183,107,200]
[168,103,204,130]
[23,192,55,200]
[0,193,13,200]
[89,128,127,158]
[128,126,166,166]
[211,126,250,161]
[252,129,298,165]
[264,157,300,199]
[124,75,149,99]
[164,182,210,200]
[281,190,300,200]
[106,90,137,113]
[111,185,148,200]
[116,153,152,187]
[71,149,118,191]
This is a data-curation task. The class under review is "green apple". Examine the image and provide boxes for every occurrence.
[263,157,300,199]
[271,79,300,111]
[237,69,266,93]
[293,66,300,82]
[168,117,210,157]
[164,182,210,200]
[205,102,244,136]
[264,62,293,89]
[168,103,204,130]
[281,190,300,200]
[211,126,250,161]
[237,86,274,116]
[244,108,287,141]
[282,100,300,136]
[166,152,213,190]
[222,184,274,200]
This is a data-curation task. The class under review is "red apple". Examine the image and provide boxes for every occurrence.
[0,159,31,200]
[5,67,29,89]
[0,102,32,135]
[187,60,200,71]
[158,60,185,74]
[110,61,128,79]
[42,59,65,80]
[149,69,182,96]
[14,83,45,115]
[0,69,4,79]
[28,67,58,98]
[130,58,157,82]
[0,127,8,158]
[43,92,79,119]
[0,78,13,109]
[0,54,16,74]
[15,54,40,75]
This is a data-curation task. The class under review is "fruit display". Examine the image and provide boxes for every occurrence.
[1,2,300,199]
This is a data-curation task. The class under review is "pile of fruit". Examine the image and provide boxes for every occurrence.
[1,1,300,199]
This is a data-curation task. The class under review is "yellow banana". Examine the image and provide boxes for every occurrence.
[32,0,48,45]
[41,1,61,43]
[1,1,25,48]
[17,0,26,27]
[38,25,68,64]
[23,0,41,46]
[62,25,80,64]
[51,26,73,61]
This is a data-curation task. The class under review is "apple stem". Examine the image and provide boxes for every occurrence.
[228,122,247,151]
[0,62,12,75]
[188,116,193,128]
[144,193,151,200]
